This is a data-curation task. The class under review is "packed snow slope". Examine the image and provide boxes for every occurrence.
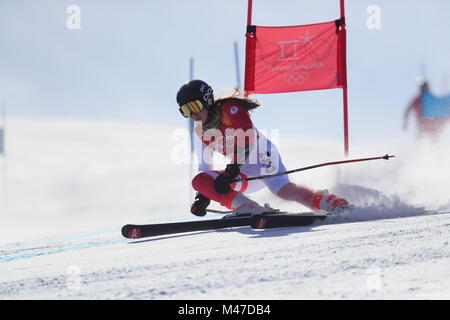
[0,117,450,299]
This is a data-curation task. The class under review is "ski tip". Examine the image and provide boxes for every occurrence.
[121,225,142,239]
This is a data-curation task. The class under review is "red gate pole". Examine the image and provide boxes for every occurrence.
[244,0,254,97]
[247,0,253,26]
[340,0,349,157]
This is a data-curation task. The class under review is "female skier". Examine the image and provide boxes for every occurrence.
[176,80,351,216]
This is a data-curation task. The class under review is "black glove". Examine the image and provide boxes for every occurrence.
[190,192,211,217]
[213,164,241,194]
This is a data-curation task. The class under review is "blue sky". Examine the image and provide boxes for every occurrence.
[1,0,450,144]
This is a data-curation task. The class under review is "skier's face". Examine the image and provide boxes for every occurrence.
[190,108,208,123]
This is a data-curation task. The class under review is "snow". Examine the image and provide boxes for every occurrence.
[1,117,450,299]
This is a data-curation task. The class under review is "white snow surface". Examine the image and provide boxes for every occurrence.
[1,117,450,300]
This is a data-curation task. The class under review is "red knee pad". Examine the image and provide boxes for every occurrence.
[192,172,239,209]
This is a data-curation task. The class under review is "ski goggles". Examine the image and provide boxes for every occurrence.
[179,100,204,118]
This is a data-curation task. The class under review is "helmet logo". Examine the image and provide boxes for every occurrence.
[201,87,213,106]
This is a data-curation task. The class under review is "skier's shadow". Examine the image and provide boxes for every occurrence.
[216,225,323,238]
[127,225,323,244]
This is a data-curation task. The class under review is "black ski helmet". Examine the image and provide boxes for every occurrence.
[176,80,214,110]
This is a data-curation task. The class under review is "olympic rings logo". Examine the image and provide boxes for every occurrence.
[282,72,309,85]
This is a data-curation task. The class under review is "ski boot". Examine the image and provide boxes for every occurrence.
[311,190,353,215]
[223,193,278,219]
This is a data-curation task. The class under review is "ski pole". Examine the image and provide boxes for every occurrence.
[233,154,395,182]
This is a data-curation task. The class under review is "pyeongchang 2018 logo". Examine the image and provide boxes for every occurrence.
[260,29,334,85]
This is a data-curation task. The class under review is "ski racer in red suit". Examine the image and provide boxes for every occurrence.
[403,78,446,140]
[176,80,351,216]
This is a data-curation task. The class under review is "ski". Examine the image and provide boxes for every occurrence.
[250,212,327,230]
[121,212,328,239]
[121,214,252,239]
